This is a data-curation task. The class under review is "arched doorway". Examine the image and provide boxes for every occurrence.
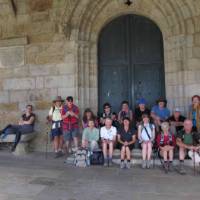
[98,14,165,113]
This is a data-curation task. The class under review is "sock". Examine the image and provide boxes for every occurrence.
[127,160,130,163]
[169,161,173,163]
[121,160,124,162]
[180,160,184,163]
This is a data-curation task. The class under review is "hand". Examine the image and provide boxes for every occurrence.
[124,141,129,146]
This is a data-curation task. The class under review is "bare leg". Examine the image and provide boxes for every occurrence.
[142,143,147,160]
[54,136,59,152]
[169,149,174,161]
[120,146,125,160]
[147,142,152,160]
[125,146,131,160]
[108,141,114,159]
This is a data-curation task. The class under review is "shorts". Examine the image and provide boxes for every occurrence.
[118,143,134,151]
[51,128,63,139]
[63,129,79,141]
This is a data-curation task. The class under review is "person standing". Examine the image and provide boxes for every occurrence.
[61,96,79,153]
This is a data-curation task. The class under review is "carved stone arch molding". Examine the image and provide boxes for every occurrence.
[62,0,195,113]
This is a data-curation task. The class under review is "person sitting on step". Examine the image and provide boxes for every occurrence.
[135,98,150,128]
[118,117,136,169]
[118,101,133,124]
[0,104,35,152]
[151,98,170,133]
[47,96,64,158]
[138,114,155,169]
[99,102,112,127]
[176,119,200,175]
[156,122,176,173]
[100,117,117,167]
[82,108,98,129]
[82,119,100,151]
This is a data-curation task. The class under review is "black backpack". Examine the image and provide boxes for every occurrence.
[90,149,104,165]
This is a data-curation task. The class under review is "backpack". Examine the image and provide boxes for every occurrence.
[90,149,104,165]
[74,148,90,167]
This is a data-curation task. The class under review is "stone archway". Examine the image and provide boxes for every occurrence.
[62,0,198,114]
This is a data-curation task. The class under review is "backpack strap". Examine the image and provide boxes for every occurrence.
[143,126,151,140]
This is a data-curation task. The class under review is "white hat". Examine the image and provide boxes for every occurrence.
[174,108,181,112]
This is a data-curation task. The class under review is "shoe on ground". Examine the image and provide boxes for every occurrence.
[146,160,151,169]
[142,160,146,169]
[168,162,174,172]
[178,164,186,175]
[126,162,131,169]
[120,161,126,169]
[164,162,168,174]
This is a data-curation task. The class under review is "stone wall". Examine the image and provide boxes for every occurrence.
[0,0,200,151]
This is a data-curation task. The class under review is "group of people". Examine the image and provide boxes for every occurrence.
[0,94,200,174]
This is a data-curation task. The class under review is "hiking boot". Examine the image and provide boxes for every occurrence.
[120,161,125,169]
[178,163,186,175]
[126,162,131,169]
[168,162,174,172]
[104,159,108,167]
[142,160,146,169]
[164,162,168,174]
[146,160,151,169]
[108,159,113,167]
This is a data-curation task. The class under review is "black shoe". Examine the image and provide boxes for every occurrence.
[164,162,168,174]
[10,146,16,152]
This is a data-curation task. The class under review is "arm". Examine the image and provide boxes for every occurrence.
[176,137,195,150]
[128,135,136,145]
[138,125,142,141]
[117,134,124,145]
[22,116,35,125]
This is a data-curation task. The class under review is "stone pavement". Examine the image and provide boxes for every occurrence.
[0,152,200,200]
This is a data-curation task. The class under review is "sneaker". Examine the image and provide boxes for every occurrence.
[146,160,151,169]
[104,159,108,167]
[120,161,125,169]
[142,160,146,169]
[126,161,131,169]
[164,162,168,174]
[168,162,174,172]
[108,159,113,167]
[10,145,16,152]
[178,163,186,175]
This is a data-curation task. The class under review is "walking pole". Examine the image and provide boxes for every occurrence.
[45,120,50,159]
[193,150,196,175]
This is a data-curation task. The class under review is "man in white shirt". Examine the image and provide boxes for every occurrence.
[100,117,117,166]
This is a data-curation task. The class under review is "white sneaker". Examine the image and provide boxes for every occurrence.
[120,161,125,169]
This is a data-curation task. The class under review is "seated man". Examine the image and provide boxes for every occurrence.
[135,98,150,127]
[100,117,117,167]
[82,119,99,151]
[168,108,186,136]
[156,122,176,173]
[176,119,200,174]
[151,98,170,132]
[0,105,35,152]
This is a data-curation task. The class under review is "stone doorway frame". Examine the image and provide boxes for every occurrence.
[62,0,190,113]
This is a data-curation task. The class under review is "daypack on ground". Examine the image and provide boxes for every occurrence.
[74,148,90,167]
[90,149,104,165]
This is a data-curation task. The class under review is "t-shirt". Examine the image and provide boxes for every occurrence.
[49,106,62,129]
[49,106,62,121]
[22,113,35,126]
[100,126,117,140]
[139,123,155,142]
[118,128,136,142]
[118,110,133,121]
[177,130,195,145]
[135,108,150,123]
[151,105,170,121]
[82,127,99,142]
[167,115,186,132]
[156,133,176,147]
